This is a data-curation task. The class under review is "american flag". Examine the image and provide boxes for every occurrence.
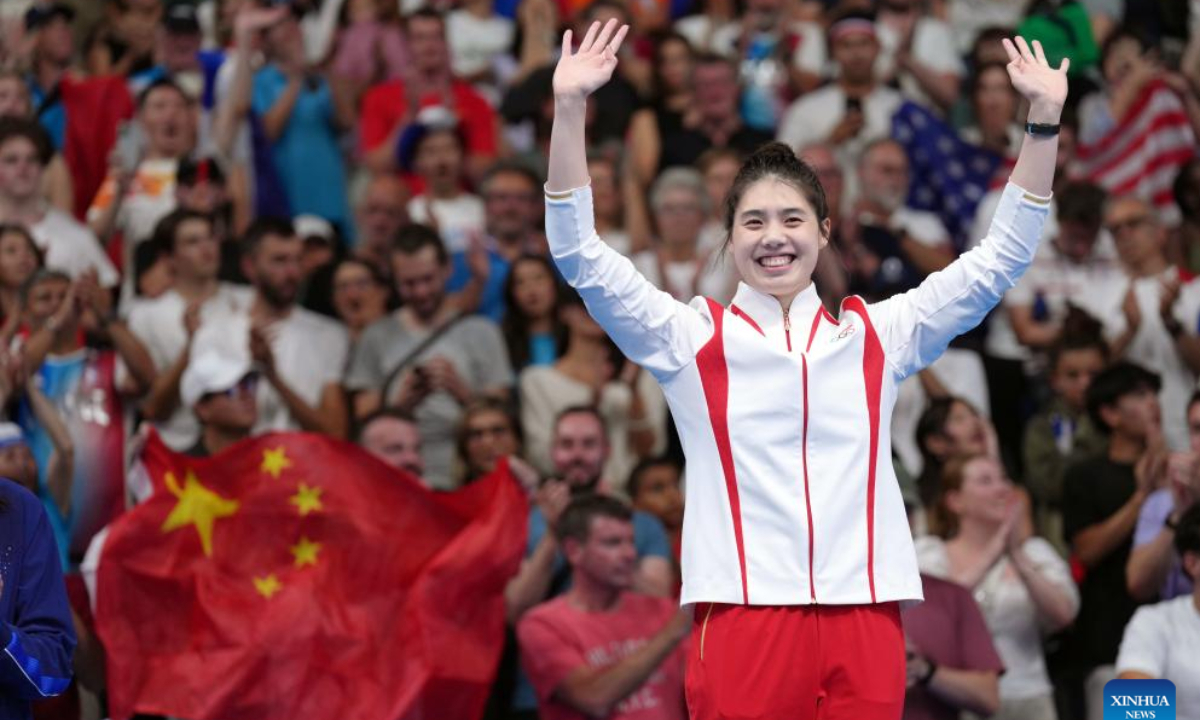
[891,100,1005,252]
[1075,78,1196,225]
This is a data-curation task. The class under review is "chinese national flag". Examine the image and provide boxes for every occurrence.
[94,431,528,720]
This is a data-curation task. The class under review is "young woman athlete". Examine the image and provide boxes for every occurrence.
[545,19,1068,719]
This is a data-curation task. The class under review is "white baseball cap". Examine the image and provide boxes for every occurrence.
[294,214,335,245]
[181,350,254,408]
[0,422,26,450]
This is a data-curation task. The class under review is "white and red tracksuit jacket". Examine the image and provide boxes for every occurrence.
[545,181,1051,607]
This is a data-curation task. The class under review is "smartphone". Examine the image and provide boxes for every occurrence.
[115,121,145,173]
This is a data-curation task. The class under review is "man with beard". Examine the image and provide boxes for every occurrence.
[230,217,348,438]
[345,224,512,489]
[505,406,673,717]
[840,138,954,301]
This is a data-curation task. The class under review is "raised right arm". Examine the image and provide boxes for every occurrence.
[546,21,710,378]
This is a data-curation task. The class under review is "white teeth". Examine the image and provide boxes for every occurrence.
[760,255,793,267]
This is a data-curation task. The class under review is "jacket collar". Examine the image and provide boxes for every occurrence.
[728,281,825,339]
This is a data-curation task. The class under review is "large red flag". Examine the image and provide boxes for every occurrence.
[94,431,527,720]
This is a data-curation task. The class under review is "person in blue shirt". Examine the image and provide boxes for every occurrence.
[128,1,227,109]
[23,3,75,151]
[447,162,548,322]
[252,9,352,240]
[0,480,76,720]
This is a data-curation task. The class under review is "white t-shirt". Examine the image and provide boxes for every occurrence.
[1116,595,1200,720]
[892,207,952,248]
[1098,269,1200,451]
[87,157,179,249]
[875,16,964,111]
[87,157,180,303]
[29,209,120,288]
[407,193,486,255]
[255,308,349,434]
[518,364,667,491]
[632,250,738,304]
[197,306,349,435]
[674,14,722,52]
[777,84,904,188]
[125,283,256,450]
[916,535,1080,701]
[447,11,515,79]
[990,198,1124,364]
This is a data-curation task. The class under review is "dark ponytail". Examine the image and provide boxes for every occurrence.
[722,142,830,248]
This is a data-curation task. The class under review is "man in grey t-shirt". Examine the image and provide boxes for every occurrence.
[345,225,513,489]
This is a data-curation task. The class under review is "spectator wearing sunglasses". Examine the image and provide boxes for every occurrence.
[180,349,260,458]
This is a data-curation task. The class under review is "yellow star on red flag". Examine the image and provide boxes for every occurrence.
[290,537,322,568]
[253,574,282,598]
[261,447,293,479]
[160,470,240,557]
[290,483,324,516]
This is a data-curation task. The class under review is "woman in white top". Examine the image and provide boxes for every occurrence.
[917,453,1080,720]
[545,19,1067,717]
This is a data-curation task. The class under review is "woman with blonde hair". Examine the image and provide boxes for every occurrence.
[918,453,1080,720]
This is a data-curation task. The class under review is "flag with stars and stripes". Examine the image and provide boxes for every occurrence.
[1075,78,1196,226]
[94,431,528,720]
[891,100,1006,252]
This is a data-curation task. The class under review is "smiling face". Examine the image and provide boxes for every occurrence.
[946,456,1015,528]
[728,177,829,303]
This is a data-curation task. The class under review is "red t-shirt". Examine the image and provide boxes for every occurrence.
[358,77,497,169]
[518,592,687,720]
[901,574,1006,720]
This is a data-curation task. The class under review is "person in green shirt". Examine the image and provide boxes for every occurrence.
[1024,322,1109,554]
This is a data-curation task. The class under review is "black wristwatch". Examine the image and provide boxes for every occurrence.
[1025,122,1061,137]
[919,659,938,686]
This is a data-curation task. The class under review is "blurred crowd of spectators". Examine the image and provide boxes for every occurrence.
[1,0,1199,718]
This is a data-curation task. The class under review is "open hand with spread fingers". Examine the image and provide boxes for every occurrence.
[1002,36,1069,123]
[552,18,630,101]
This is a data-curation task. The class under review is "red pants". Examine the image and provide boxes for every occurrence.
[685,602,905,720]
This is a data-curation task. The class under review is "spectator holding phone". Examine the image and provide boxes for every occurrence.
[345,224,513,490]
[777,10,902,179]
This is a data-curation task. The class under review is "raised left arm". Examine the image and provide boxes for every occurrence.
[866,38,1067,378]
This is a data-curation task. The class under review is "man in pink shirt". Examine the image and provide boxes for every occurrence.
[517,495,689,720]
